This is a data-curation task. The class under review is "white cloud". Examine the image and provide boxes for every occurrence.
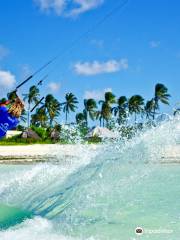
[0,70,16,89]
[34,0,65,15]
[34,0,104,16]
[48,82,61,92]
[74,59,128,76]
[0,45,10,60]
[149,41,160,48]
[84,88,112,100]
[0,70,16,97]
[68,0,104,17]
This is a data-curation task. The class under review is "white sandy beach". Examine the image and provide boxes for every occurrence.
[0,144,68,157]
[0,144,179,155]
[0,144,179,164]
[0,144,99,163]
[0,144,100,156]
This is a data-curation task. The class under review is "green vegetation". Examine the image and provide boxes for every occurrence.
[98,91,116,127]
[0,137,52,145]
[62,93,78,123]
[23,85,40,127]
[0,83,171,145]
[83,98,97,126]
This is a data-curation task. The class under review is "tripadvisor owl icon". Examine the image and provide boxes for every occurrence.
[135,227,143,235]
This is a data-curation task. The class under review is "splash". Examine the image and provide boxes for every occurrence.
[0,217,81,240]
[0,117,180,239]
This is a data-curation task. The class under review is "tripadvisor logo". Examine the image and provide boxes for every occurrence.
[135,227,144,235]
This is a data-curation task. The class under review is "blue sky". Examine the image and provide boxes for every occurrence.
[0,0,180,121]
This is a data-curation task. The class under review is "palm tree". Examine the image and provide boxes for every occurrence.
[112,96,128,125]
[76,112,86,125]
[104,92,116,104]
[20,109,27,123]
[144,99,155,120]
[31,107,48,127]
[44,94,61,127]
[100,102,112,127]
[7,91,17,102]
[98,92,116,126]
[174,108,180,116]
[62,93,78,123]
[23,85,40,127]
[128,95,144,122]
[83,99,97,126]
[153,83,171,119]
[96,110,103,126]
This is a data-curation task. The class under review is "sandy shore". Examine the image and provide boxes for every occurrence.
[0,144,179,164]
[0,144,58,157]
[0,144,98,164]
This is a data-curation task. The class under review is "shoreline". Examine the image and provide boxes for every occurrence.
[0,144,179,164]
[0,144,54,164]
[0,144,99,164]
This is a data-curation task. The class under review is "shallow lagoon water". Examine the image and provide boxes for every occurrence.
[0,119,180,240]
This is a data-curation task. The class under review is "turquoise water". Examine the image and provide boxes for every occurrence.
[0,204,31,229]
[0,118,180,239]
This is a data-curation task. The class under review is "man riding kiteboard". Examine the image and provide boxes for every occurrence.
[0,96,24,138]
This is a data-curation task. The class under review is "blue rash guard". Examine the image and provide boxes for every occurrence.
[0,106,19,138]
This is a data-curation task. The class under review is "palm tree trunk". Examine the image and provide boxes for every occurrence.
[134,113,137,123]
[118,111,121,125]
[27,103,30,128]
[50,118,53,127]
[153,106,156,120]
[86,111,88,127]
[65,111,68,124]
[106,119,109,128]
[153,98,158,120]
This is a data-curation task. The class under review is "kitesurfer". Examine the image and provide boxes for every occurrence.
[0,97,24,138]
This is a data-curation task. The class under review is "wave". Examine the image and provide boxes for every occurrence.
[0,117,180,239]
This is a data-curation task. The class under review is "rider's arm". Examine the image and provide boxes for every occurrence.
[0,106,8,115]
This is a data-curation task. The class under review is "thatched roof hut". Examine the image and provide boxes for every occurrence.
[86,126,118,139]
[21,129,41,140]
